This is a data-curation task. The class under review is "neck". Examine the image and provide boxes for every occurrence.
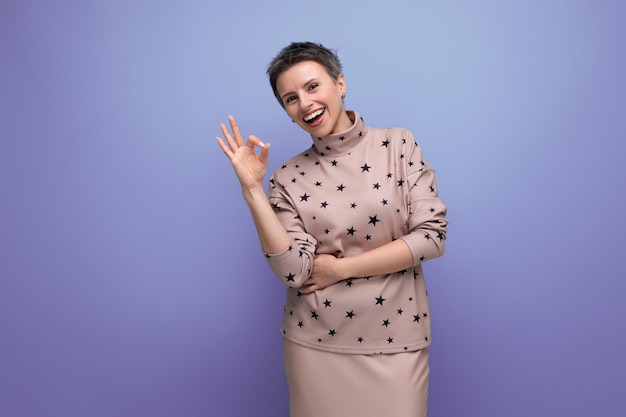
[331,110,353,134]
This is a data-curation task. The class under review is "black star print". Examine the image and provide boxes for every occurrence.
[430,185,435,193]
[346,227,356,235]
[346,310,355,319]
[424,233,431,240]
[358,131,363,137]
[300,193,310,202]
[429,207,435,213]
[360,163,371,172]
[437,231,445,241]
[345,279,353,287]
[324,228,330,234]
[375,295,386,306]
[350,202,357,209]
[387,172,393,178]
[397,179,405,187]
[381,139,390,147]
[382,319,390,327]
[423,312,429,318]
[323,299,332,308]
[297,321,303,328]
[372,183,381,189]
[365,234,372,240]
[339,135,346,141]
[331,160,338,167]
[291,177,297,183]
[325,146,331,151]
[357,337,364,343]
[381,199,388,205]
[387,337,394,344]
[284,273,295,282]
[320,201,329,208]
[368,215,380,226]
[296,290,303,298]
[328,329,336,336]
[336,184,345,192]
[311,310,319,320]
[413,314,421,323]
[315,181,322,186]
[397,308,403,315]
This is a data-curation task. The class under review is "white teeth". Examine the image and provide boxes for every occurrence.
[304,108,325,122]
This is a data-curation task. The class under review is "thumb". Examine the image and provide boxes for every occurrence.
[259,142,271,164]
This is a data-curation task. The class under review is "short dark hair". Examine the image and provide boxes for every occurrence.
[267,42,343,107]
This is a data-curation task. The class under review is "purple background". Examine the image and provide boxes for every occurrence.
[1,1,625,416]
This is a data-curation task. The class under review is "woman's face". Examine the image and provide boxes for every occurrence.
[276,60,351,137]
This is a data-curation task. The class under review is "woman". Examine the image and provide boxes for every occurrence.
[217,41,447,417]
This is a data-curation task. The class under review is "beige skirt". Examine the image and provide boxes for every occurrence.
[283,339,429,417]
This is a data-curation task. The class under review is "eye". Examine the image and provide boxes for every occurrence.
[308,83,319,91]
[285,95,297,104]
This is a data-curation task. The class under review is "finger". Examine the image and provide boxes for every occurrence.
[220,123,238,152]
[216,137,234,159]
[299,279,313,292]
[228,115,245,146]
[247,134,266,149]
[247,134,270,164]
[300,285,317,294]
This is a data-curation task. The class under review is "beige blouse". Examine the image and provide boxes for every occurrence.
[266,111,447,354]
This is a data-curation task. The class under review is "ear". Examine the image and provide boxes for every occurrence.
[336,73,347,95]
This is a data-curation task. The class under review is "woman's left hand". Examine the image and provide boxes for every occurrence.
[300,254,346,294]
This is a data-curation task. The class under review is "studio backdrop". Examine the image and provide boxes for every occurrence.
[1,1,625,416]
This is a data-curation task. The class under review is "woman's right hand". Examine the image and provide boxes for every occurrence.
[216,115,270,191]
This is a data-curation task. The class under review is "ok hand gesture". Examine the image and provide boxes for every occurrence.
[216,115,270,191]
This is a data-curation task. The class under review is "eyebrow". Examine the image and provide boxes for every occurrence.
[280,78,319,101]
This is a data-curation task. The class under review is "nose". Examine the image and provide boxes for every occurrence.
[299,94,313,111]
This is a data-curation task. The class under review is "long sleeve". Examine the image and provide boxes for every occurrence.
[265,174,317,288]
[398,130,448,266]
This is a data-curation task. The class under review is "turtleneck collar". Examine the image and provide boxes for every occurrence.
[310,110,366,157]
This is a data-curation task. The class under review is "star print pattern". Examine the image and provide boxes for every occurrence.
[265,111,447,355]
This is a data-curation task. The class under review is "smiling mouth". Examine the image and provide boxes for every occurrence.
[303,108,325,124]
